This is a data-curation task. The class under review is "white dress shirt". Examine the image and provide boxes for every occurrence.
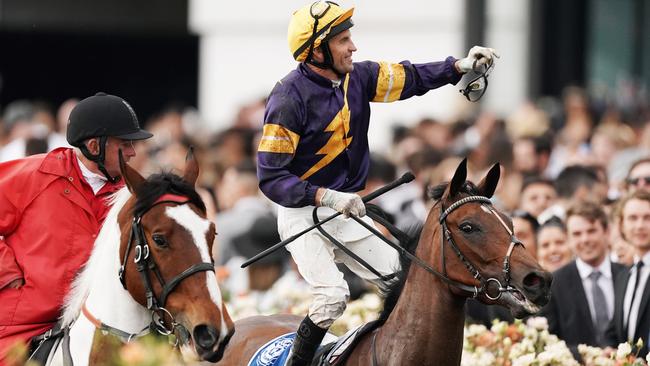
[624,252,650,341]
[76,156,107,194]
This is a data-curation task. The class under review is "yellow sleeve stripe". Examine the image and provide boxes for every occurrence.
[372,62,406,103]
[258,124,301,154]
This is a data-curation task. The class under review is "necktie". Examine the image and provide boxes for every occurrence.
[626,261,645,336]
[588,270,609,343]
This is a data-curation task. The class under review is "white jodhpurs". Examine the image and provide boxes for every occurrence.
[277,205,401,328]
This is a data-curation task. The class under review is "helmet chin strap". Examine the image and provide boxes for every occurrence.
[79,136,120,184]
[307,43,346,79]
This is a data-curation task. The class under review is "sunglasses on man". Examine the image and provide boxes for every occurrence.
[626,176,650,186]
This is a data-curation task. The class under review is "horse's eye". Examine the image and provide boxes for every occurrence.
[151,234,168,247]
[459,223,474,233]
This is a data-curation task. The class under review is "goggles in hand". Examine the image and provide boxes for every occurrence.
[460,61,494,102]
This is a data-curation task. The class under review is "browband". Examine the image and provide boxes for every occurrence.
[153,194,189,206]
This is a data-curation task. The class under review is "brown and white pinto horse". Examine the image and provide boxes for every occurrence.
[216,159,551,366]
[46,151,234,365]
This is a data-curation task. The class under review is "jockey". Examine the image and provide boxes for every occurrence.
[0,93,152,362]
[256,1,499,365]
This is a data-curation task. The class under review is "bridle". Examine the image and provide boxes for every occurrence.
[437,195,524,300]
[346,194,524,301]
[118,193,215,336]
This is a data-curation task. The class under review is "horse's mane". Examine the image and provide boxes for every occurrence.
[375,225,421,325]
[61,187,132,326]
[375,180,480,325]
[134,173,206,217]
[61,171,205,326]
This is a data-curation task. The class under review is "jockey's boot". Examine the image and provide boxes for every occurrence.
[286,316,328,366]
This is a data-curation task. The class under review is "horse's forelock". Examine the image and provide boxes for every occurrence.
[428,181,480,201]
[134,172,206,218]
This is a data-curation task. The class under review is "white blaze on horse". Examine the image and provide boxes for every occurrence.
[41,150,234,365]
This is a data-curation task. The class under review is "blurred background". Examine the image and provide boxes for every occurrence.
[1,0,649,291]
[3,2,650,356]
[1,0,648,149]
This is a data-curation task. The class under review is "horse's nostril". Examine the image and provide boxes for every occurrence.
[523,273,542,288]
[193,324,219,350]
[523,271,551,290]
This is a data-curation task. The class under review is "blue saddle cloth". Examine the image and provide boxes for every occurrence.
[247,332,296,366]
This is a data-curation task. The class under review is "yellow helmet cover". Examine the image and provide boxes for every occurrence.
[288,1,354,62]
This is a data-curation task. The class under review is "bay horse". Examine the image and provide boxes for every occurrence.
[42,150,234,365]
[215,159,552,366]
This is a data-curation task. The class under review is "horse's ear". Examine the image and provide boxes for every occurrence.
[182,146,199,186]
[477,163,501,198]
[119,149,145,194]
[448,158,468,197]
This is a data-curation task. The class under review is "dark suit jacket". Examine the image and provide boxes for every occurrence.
[605,264,650,356]
[541,260,626,357]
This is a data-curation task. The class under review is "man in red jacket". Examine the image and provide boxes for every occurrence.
[0,92,152,362]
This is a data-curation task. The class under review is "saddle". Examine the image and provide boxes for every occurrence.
[247,320,380,366]
[315,320,380,366]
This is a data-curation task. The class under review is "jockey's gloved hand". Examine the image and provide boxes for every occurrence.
[456,46,500,73]
[320,189,366,217]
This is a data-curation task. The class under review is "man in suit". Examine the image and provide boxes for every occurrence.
[606,190,650,356]
[541,201,625,358]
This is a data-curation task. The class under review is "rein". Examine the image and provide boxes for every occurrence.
[81,304,150,343]
[315,195,523,300]
[117,193,215,337]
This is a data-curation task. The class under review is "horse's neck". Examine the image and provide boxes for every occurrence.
[377,229,467,365]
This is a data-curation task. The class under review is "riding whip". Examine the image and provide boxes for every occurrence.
[241,172,415,268]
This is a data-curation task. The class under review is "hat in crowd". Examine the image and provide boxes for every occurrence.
[2,100,35,132]
[66,92,152,146]
[232,215,287,266]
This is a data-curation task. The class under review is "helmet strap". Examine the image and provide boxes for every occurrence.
[79,136,120,184]
[304,14,342,78]
[307,42,345,78]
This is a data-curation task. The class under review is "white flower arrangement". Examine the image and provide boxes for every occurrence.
[617,343,633,359]
[224,278,650,366]
[462,318,579,366]
[579,339,648,366]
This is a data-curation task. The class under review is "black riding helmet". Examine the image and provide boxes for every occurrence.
[66,92,153,183]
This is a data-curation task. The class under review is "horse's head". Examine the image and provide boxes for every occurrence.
[431,159,552,318]
[116,149,234,362]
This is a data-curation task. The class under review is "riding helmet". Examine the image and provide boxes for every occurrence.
[288,1,354,65]
[66,92,152,147]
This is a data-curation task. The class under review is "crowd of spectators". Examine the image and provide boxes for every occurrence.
[1,81,649,359]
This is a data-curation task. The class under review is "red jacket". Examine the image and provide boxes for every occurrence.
[0,148,122,359]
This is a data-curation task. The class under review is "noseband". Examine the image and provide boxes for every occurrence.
[438,195,523,300]
[118,193,215,335]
